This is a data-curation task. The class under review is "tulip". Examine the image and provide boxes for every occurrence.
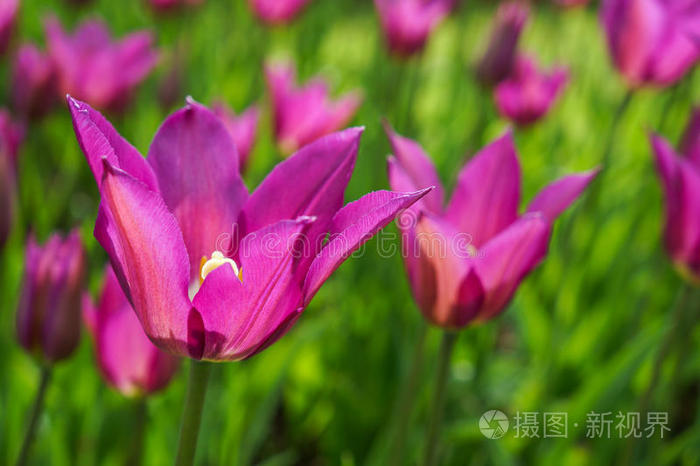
[385,124,598,328]
[554,0,589,7]
[651,108,700,283]
[45,17,159,113]
[149,0,205,12]
[374,0,454,57]
[0,0,18,56]
[493,55,569,126]
[0,110,23,249]
[11,44,57,121]
[476,1,529,86]
[601,0,700,88]
[211,102,259,173]
[266,62,362,156]
[248,0,311,25]
[83,266,180,396]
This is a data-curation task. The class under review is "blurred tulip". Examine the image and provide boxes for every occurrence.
[554,0,589,7]
[601,0,700,88]
[45,17,159,113]
[0,110,23,249]
[83,266,180,396]
[374,0,454,57]
[385,124,598,328]
[212,102,259,173]
[11,44,57,121]
[248,0,311,25]
[68,96,429,361]
[493,55,569,126]
[149,0,204,13]
[0,0,18,56]
[476,1,529,86]
[266,62,362,156]
[16,230,86,363]
[651,108,700,283]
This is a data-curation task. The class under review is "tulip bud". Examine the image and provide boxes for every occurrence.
[476,1,529,86]
[0,0,18,56]
[248,0,311,25]
[149,0,205,13]
[211,102,259,174]
[83,267,179,396]
[0,110,23,248]
[11,44,57,121]
[16,230,86,364]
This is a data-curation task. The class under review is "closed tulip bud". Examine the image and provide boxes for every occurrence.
[83,267,180,396]
[248,0,311,25]
[149,0,205,13]
[0,110,23,248]
[0,0,18,56]
[476,1,529,86]
[16,230,86,363]
[11,44,57,121]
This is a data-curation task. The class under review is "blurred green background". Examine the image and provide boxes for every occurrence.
[1,0,699,464]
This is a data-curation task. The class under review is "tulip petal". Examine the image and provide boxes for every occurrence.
[148,100,249,277]
[526,168,600,221]
[303,188,432,302]
[96,159,194,358]
[681,107,700,166]
[445,131,521,247]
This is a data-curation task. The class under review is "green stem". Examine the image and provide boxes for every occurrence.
[16,365,51,466]
[175,361,212,466]
[423,331,458,466]
[389,323,428,466]
[128,397,148,466]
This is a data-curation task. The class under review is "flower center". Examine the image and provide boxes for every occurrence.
[199,251,242,284]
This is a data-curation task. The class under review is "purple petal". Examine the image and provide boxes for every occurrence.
[681,107,700,166]
[526,169,600,222]
[212,102,260,172]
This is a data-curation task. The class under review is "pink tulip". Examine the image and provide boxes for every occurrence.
[0,0,18,56]
[83,266,180,396]
[211,102,259,173]
[149,0,205,12]
[651,108,700,283]
[374,0,454,57]
[0,110,23,248]
[265,62,362,156]
[476,1,529,85]
[249,0,311,24]
[601,0,700,88]
[16,230,86,363]
[68,96,429,361]
[11,44,57,121]
[385,124,598,328]
[45,17,159,113]
[493,55,569,126]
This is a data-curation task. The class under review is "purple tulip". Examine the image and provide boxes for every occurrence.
[12,44,57,121]
[45,17,159,113]
[374,0,455,57]
[651,108,700,283]
[68,96,430,361]
[601,0,700,88]
[476,1,529,85]
[266,62,362,156]
[0,110,23,248]
[0,0,18,56]
[83,266,180,396]
[493,55,569,126]
[149,0,205,12]
[16,230,86,363]
[248,0,311,24]
[385,124,598,328]
[211,102,259,174]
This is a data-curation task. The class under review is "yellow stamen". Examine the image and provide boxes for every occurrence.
[199,251,242,284]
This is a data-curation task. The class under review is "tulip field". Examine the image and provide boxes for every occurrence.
[1,0,699,465]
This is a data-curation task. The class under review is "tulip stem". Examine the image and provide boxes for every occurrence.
[16,365,51,466]
[175,360,212,466]
[389,322,428,466]
[128,398,148,466]
[423,331,458,466]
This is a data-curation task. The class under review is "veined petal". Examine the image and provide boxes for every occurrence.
[303,188,432,303]
[445,131,521,247]
[97,159,194,358]
[526,168,600,222]
[148,99,249,278]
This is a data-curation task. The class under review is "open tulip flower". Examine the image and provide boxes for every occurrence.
[12,44,57,121]
[83,266,180,396]
[374,0,455,57]
[46,17,159,113]
[212,102,259,174]
[476,1,529,86]
[601,0,700,88]
[68,96,430,361]
[651,108,700,283]
[249,0,311,25]
[16,230,86,363]
[266,62,362,156]
[494,55,569,126]
[385,124,598,328]
[0,110,23,249]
